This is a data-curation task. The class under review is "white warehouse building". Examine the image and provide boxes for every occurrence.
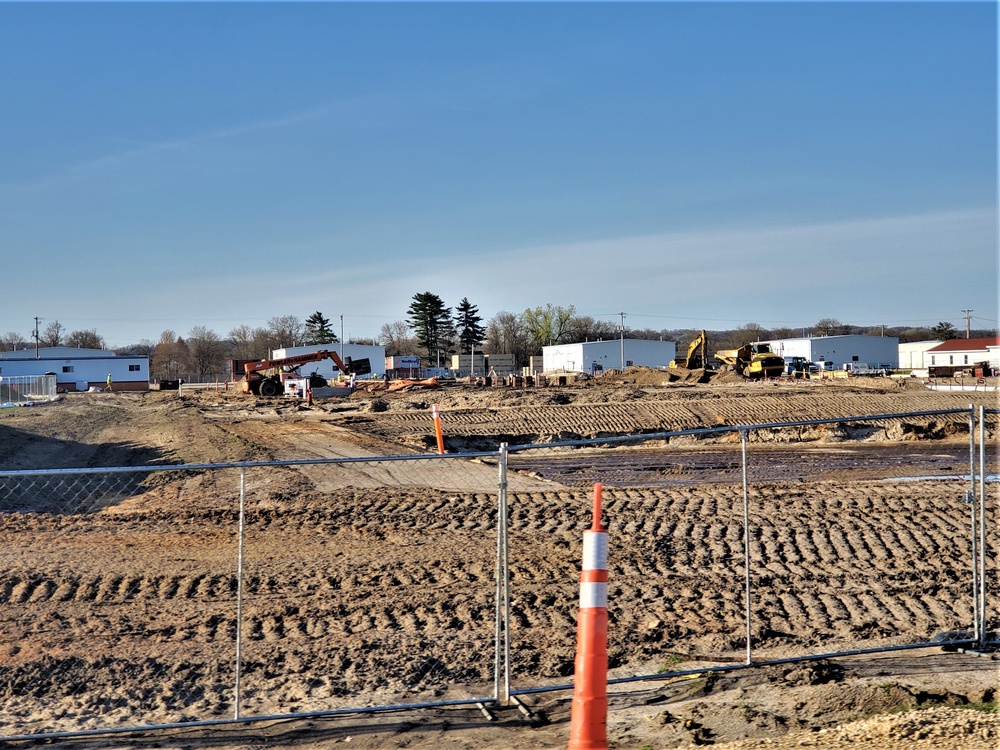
[764,335,899,370]
[0,347,150,391]
[543,339,677,375]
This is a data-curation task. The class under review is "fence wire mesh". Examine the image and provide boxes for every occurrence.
[504,408,996,693]
[0,466,236,733]
[0,406,994,740]
[0,374,57,407]
[233,457,500,718]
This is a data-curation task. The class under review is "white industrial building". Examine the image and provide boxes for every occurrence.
[543,339,677,375]
[271,344,387,379]
[0,347,150,391]
[924,337,1000,371]
[764,335,899,370]
[898,341,940,371]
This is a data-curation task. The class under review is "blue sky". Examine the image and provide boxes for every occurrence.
[1,2,996,348]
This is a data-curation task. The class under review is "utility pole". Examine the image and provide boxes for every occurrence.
[618,312,626,370]
[962,310,973,339]
[33,317,40,359]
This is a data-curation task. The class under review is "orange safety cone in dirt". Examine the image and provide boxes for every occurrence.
[432,404,445,454]
[568,483,609,750]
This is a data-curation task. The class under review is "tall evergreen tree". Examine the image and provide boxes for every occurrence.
[454,297,485,353]
[407,292,453,366]
[304,311,337,345]
[930,321,958,341]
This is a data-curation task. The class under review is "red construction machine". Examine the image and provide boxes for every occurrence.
[242,349,371,397]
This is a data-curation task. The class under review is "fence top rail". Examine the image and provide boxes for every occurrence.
[505,406,976,453]
[0,449,503,479]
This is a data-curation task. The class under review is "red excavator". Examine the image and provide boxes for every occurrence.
[242,349,371,397]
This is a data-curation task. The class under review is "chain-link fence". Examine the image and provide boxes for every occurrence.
[503,406,997,698]
[0,374,56,407]
[0,406,994,740]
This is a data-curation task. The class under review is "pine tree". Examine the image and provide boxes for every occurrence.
[304,311,337,345]
[407,292,454,366]
[454,297,485,353]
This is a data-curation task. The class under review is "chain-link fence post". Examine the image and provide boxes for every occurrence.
[494,443,511,705]
[967,405,980,644]
[741,429,752,666]
[235,467,246,719]
[977,406,987,647]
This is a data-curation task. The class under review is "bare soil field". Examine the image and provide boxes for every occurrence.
[0,371,996,749]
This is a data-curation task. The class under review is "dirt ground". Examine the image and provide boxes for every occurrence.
[0,369,996,749]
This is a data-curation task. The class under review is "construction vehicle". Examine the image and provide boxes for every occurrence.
[669,330,708,369]
[242,349,371,397]
[714,342,785,379]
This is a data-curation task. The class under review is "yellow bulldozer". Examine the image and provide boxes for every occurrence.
[714,342,785,379]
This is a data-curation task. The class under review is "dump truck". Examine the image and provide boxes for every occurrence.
[714,342,785,379]
[242,349,371,397]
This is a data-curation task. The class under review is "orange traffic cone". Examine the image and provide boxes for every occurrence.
[568,483,609,750]
[432,404,445,454]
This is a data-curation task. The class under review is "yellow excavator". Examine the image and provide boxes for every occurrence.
[714,342,785,379]
[669,330,708,369]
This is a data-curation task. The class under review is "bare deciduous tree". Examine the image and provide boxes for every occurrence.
[1,331,27,352]
[39,320,64,347]
[267,315,304,350]
[65,329,106,350]
[379,320,418,356]
[484,311,531,366]
[187,326,226,380]
[151,330,189,380]
[228,325,271,360]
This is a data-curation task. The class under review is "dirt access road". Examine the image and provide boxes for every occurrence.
[0,372,996,749]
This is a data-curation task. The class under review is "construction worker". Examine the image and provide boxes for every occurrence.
[106,374,112,392]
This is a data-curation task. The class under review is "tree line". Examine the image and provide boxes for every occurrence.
[1,303,990,383]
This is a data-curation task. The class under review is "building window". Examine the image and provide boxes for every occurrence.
[948,356,953,365]
[963,355,968,364]
[129,364,140,372]
[62,365,74,373]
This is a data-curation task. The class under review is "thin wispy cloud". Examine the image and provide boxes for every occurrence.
[129,207,994,336]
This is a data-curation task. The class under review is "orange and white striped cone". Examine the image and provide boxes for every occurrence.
[432,404,445,454]
[568,483,609,750]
